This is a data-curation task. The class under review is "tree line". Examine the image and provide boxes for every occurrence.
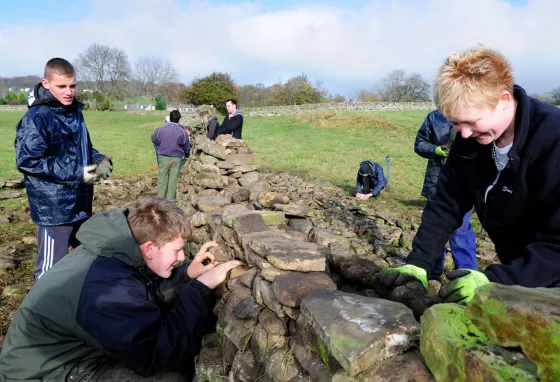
[2,43,560,110]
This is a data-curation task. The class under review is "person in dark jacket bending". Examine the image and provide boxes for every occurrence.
[200,109,220,140]
[218,98,243,139]
[377,46,560,304]
[414,110,476,278]
[14,58,112,280]
[0,197,243,381]
[355,160,388,200]
[151,109,190,202]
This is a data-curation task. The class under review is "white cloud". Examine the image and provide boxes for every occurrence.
[1,0,559,94]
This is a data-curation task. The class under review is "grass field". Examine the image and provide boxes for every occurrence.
[0,109,433,218]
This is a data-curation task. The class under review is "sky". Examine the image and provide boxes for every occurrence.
[0,0,557,97]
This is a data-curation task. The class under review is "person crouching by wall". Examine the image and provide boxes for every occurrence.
[355,160,388,200]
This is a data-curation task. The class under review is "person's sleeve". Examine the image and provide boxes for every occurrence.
[219,115,242,135]
[355,174,362,195]
[77,272,212,376]
[372,165,388,196]
[151,128,160,145]
[15,113,82,183]
[406,148,472,272]
[414,115,438,159]
[207,119,218,140]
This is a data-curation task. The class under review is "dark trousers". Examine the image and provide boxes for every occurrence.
[35,220,85,280]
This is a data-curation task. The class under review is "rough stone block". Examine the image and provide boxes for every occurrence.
[466,283,560,381]
[421,303,538,382]
[299,289,419,376]
[272,271,337,308]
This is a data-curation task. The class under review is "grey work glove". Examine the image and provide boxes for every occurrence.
[95,156,113,180]
[83,165,98,184]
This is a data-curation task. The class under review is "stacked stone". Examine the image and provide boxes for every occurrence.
[176,135,433,381]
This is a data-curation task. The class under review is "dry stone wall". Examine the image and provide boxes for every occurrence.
[245,102,435,117]
[177,134,436,381]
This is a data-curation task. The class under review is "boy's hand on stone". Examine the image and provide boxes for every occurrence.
[196,260,245,289]
[357,193,372,200]
[187,241,218,279]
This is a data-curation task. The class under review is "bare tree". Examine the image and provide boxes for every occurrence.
[375,69,431,102]
[74,43,132,96]
[134,56,179,99]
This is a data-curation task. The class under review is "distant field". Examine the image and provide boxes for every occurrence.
[0,109,432,218]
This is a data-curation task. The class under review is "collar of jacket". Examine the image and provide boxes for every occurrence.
[507,85,532,172]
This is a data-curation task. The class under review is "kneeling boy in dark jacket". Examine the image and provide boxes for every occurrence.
[0,197,243,381]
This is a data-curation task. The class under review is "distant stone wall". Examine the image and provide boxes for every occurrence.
[245,102,435,116]
[0,105,27,111]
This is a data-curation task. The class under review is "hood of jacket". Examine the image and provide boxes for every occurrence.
[76,208,145,268]
[229,109,243,118]
[29,82,82,110]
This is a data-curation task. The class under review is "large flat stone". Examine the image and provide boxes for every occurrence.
[223,211,286,228]
[195,196,231,212]
[199,141,228,160]
[299,289,419,376]
[249,236,328,272]
[232,213,269,243]
[421,303,538,382]
[466,283,560,381]
[194,173,225,189]
[272,271,337,308]
[226,153,254,166]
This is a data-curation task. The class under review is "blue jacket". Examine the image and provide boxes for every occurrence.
[0,209,212,380]
[355,160,387,197]
[408,86,560,287]
[414,110,454,198]
[14,83,105,226]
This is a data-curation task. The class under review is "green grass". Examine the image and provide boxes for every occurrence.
[0,110,164,180]
[242,110,429,218]
[1,109,433,220]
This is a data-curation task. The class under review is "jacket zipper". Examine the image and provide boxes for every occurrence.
[480,170,502,235]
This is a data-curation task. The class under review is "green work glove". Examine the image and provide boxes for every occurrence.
[439,269,489,305]
[95,155,113,180]
[434,146,449,157]
[377,264,428,292]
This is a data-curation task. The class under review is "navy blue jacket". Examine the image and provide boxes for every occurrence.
[414,110,454,198]
[0,209,212,380]
[219,110,243,139]
[14,83,105,226]
[355,160,388,197]
[408,86,560,287]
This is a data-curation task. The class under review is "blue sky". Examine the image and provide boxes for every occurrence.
[0,0,557,97]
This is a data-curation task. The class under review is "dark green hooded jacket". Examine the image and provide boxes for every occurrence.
[0,208,212,381]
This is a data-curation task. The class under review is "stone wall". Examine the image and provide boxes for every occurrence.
[0,105,26,111]
[177,135,435,381]
[245,102,435,117]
